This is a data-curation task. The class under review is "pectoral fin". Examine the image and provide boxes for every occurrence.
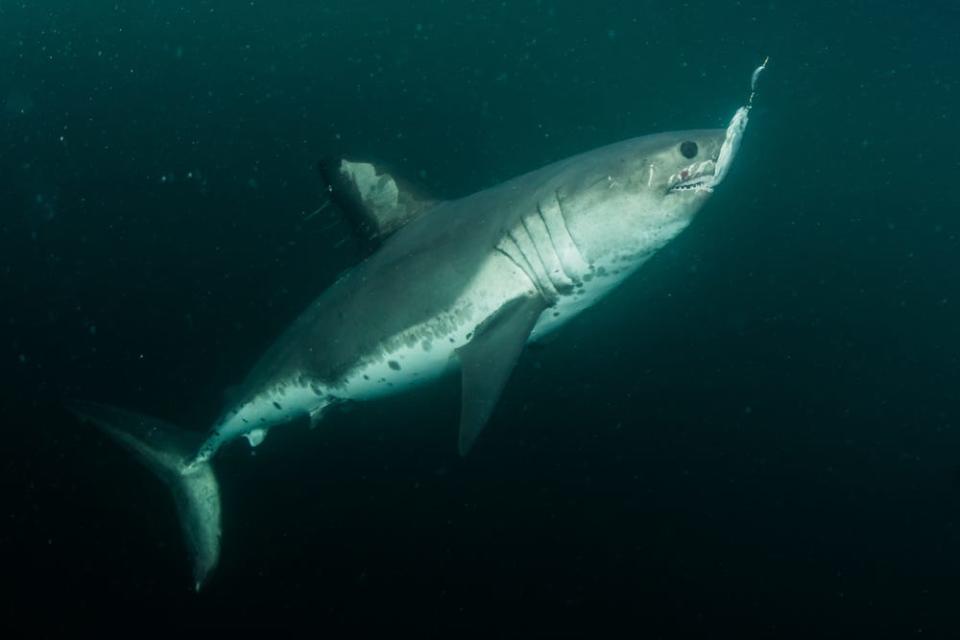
[455,294,546,456]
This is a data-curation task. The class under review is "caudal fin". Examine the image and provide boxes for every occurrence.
[68,400,221,591]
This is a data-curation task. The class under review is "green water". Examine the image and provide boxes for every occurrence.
[2,1,959,634]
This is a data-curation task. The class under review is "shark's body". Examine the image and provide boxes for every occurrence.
[204,132,723,457]
[72,126,734,589]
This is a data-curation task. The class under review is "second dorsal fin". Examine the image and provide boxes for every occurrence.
[317,158,439,246]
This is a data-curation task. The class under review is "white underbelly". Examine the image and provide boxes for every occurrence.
[340,250,536,401]
[211,248,641,451]
[212,250,534,450]
[342,252,645,400]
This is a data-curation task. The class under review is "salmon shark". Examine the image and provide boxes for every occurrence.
[70,79,762,589]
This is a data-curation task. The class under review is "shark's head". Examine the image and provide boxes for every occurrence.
[557,128,726,268]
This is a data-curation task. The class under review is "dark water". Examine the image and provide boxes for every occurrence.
[3,0,959,634]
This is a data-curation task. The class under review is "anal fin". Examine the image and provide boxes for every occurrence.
[455,293,546,455]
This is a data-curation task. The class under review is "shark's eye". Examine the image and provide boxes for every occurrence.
[679,141,698,159]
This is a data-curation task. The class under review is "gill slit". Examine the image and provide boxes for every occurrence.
[507,226,558,303]
[521,213,570,295]
[497,234,547,300]
[535,201,579,286]
[553,189,590,271]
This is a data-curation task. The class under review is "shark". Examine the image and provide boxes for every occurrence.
[70,94,758,590]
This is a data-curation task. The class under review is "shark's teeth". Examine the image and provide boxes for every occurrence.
[670,181,712,192]
[668,159,716,193]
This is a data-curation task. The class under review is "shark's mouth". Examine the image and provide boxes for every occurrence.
[667,159,717,194]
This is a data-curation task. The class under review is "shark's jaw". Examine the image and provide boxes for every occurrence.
[666,158,718,194]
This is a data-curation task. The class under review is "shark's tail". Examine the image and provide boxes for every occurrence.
[68,400,221,591]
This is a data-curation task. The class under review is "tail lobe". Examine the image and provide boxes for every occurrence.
[68,401,221,591]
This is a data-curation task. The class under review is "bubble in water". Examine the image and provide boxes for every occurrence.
[4,89,34,116]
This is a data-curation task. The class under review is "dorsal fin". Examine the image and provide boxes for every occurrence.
[317,158,438,246]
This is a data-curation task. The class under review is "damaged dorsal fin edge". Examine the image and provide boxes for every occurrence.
[317,157,440,246]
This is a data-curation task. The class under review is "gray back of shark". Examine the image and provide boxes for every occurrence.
[69,127,728,590]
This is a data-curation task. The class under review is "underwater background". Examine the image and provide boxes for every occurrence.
[2,0,959,634]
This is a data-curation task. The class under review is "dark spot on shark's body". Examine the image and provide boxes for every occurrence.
[273,401,283,410]
[363,374,370,380]
[388,360,401,370]
[583,273,594,282]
